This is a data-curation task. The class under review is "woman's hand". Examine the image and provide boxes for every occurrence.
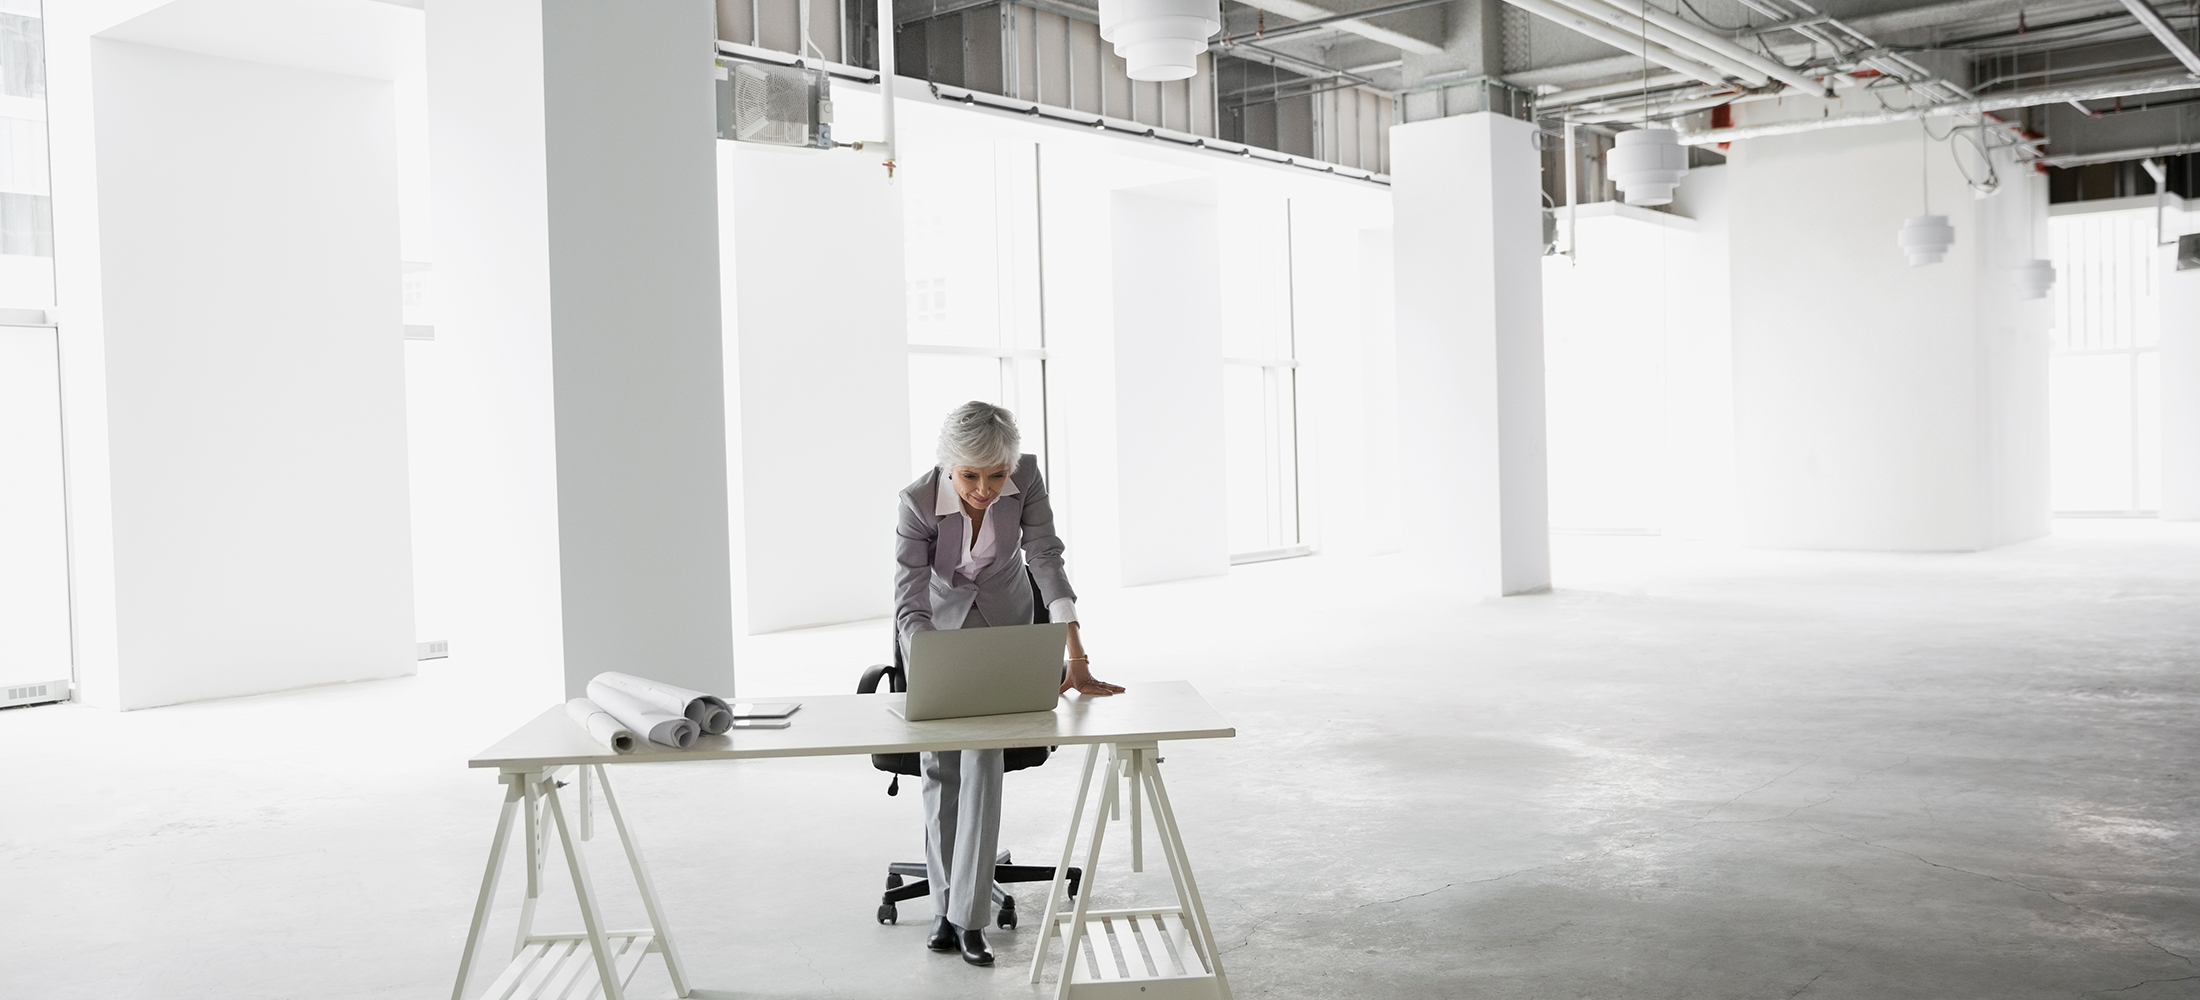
[1060,622,1124,697]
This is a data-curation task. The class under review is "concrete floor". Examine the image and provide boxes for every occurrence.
[4,523,2198,999]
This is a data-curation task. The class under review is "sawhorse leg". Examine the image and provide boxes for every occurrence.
[1029,742,1233,1000]
[450,767,692,1000]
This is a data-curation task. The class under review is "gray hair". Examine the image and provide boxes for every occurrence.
[936,401,1022,472]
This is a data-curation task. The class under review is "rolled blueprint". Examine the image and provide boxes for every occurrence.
[587,671,734,735]
[585,681,701,750]
[564,697,637,754]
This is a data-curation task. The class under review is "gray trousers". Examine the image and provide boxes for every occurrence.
[921,603,1010,928]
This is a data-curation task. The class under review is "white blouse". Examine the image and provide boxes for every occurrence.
[936,473,1078,624]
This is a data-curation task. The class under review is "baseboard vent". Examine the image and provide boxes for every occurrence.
[417,640,450,661]
[3,679,71,708]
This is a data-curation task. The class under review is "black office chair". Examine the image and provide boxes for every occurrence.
[856,572,1081,928]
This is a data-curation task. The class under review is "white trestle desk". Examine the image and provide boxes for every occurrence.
[455,680,1237,1000]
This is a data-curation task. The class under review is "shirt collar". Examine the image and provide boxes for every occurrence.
[935,467,1020,516]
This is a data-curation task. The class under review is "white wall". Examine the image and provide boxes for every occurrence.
[1541,171,1738,540]
[1290,204,1400,559]
[1664,165,1738,541]
[1389,111,1550,595]
[722,122,910,634]
[2163,238,2200,521]
[0,325,72,685]
[1542,206,1695,535]
[1728,121,2047,551]
[89,38,412,708]
[424,0,564,703]
[1112,185,1229,586]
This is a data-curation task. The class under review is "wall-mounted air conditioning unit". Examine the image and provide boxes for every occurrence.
[3,678,70,709]
[716,61,833,150]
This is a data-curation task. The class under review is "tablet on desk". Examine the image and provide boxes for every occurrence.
[732,702,801,719]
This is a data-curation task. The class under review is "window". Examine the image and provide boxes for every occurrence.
[1219,198,1303,561]
[900,139,1048,479]
[2047,208,2163,514]
[0,3,51,308]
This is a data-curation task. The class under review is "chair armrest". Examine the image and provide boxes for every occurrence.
[857,663,904,694]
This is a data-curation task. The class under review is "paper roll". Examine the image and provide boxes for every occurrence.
[588,671,734,735]
[586,680,701,749]
[564,698,637,754]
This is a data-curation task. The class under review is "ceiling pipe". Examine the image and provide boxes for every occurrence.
[2113,0,2200,77]
[1572,88,1740,123]
[1215,0,1455,48]
[1636,1,1825,93]
[2038,137,2200,168]
[1561,0,1822,93]
[1536,71,1696,107]
[1503,0,1732,88]
[1679,72,2200,144]
[1528,0,1769,87]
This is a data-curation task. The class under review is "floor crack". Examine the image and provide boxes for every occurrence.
[1813,826,2197,967]
[1787,967,1829,998]
[1699,756,1820,820]
[2083,974,2200,995]
[1354,882,1454,908]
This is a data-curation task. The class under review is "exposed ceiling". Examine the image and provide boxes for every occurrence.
[1207,0,2200,162]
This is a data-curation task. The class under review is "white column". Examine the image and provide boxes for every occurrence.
[1388,112,1551,596]
[431,1,736,697]
[541,1,736,696]
[2162,241,2200,521]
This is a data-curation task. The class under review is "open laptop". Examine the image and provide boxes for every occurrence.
[892,622,1068,722]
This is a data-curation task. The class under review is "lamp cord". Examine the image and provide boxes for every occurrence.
[1641,0,1652,127]
[1920,120,1930,216]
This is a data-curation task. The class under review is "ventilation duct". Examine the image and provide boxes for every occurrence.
[1101,0,1221,82]
[717,62,834,149]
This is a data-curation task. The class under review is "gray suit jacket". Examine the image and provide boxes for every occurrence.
[895,454,1075,652]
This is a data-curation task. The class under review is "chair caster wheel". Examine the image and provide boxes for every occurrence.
[878,904,897,924]
[886,873,903,890]
[997,898,1017,929]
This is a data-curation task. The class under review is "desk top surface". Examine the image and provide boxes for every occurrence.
[470,680,1235,770]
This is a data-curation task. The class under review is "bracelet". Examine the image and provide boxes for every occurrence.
[1068,656,1089,663]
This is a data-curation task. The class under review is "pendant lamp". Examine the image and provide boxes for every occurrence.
[2012,258,2056,298]
[1606,128,1689,207]
[1897,215,1955,265]
[1899,122,1954,266]
[1100,0,1221,82]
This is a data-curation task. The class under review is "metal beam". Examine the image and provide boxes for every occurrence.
[2115,0,2200,77]
[1681,72,2200,144]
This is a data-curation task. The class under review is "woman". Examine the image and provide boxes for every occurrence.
[895,401,1123,966]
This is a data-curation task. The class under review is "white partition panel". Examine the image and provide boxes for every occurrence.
[89,39,413,708]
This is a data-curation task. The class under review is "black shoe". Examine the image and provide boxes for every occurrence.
[927,917,958,952]
[960,928,994,966]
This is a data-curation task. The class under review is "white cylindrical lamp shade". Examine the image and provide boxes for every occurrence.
[1101,0,1221,82]
[1897,215,1955,266]
[2012,258,2056,298]
[1605,128,1689,207]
